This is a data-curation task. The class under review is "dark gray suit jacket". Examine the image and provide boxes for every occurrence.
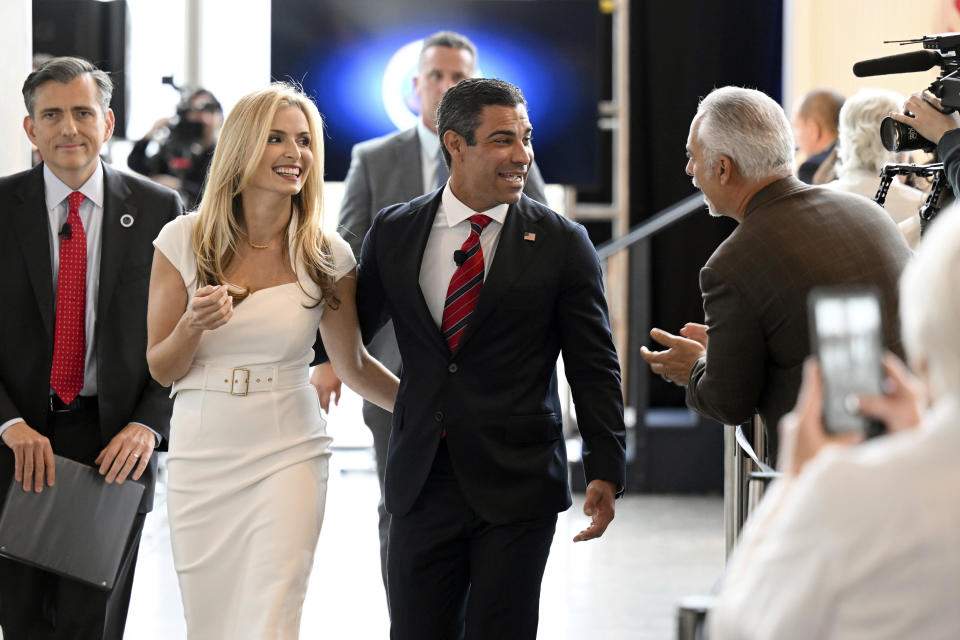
[357,189,625,523]
[685,177,912,462]
[0,162,182,512]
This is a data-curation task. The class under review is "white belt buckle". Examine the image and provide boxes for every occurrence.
[230,368,250,396]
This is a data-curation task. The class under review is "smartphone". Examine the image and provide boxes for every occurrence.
[808,287,885,437]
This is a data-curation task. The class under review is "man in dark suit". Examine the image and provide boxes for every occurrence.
[310,30,547,597]
[0,57,181,639]
[352,77,625,639]
[640,86,911,464]
[792,88,844,184]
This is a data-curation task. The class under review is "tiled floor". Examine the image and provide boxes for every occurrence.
[125,388,723,639]
[1,390,726,640]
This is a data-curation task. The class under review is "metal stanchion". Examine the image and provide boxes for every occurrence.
[677,594,716,640]
[722,424,739,559]
[747,415,768,514]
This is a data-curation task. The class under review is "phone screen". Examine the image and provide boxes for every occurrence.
[810,288,884,435]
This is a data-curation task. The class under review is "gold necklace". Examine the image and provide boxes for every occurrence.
[247,239,270,250]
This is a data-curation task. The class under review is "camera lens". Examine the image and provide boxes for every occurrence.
[880,116,936,153]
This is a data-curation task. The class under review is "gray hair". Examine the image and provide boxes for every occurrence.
[899,205,960,399]
[836,88,903,175]
[695,87,795,181]
[22,56,113,118]
[418,30,477,72]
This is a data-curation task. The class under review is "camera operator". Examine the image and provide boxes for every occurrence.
[127,88,222,210]
[888,92,960,194]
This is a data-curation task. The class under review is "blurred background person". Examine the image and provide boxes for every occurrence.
[708,203,960,639]
[127,88,222,210]
[792,88,844,184]
[823,88,925,248]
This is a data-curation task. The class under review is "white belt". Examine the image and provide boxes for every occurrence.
[172,364,309,397]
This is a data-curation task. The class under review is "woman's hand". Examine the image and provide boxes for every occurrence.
[185,285,233,331]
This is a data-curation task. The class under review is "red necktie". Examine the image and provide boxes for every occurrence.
[441,214,492,352]
[50,191,87,404]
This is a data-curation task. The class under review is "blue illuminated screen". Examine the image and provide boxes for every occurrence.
[270,0,601,185]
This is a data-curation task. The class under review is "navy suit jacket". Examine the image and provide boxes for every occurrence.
[356,188,626,524]
[0,162,181,512]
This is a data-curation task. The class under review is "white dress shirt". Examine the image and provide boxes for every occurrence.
[418,119,443,194]
[44,161,105,397]
[418,186,509,328]
[708,395,960,640]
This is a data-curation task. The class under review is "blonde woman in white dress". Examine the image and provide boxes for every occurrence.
[146,83,398,638]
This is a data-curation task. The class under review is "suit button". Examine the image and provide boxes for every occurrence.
[448,363,458,373]
[434,411,443,422]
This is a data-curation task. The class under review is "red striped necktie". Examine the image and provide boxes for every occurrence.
[441,214,492,352]
[50,191,87,404]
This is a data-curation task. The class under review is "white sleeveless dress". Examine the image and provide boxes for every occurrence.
[153,213,355,639]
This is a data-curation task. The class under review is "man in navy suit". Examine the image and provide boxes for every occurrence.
[355,77,626,640]
[0,57,180,640]
[311,32,547,601]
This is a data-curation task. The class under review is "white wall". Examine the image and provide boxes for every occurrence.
[0,0,33,176]
[783,0,945,112]
[125,0,270,141]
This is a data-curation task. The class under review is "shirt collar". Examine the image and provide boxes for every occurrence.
[417,118,441,158]
[43,160,105,210]
[441,184,509,228]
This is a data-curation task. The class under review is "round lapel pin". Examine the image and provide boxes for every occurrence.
[120,214,134,228]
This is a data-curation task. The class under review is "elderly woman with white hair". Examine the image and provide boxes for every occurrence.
[707,206,960,639]
[823,88,926,248]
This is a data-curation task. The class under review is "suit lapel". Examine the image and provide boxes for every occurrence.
[388,191,449,354]
[11,166,55,341]
[454,197,545,354]
[97,165,135,317]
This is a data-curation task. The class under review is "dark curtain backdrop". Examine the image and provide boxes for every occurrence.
[624,0,783,490]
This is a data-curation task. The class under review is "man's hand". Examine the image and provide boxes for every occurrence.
[95,423,156,484]
[680,322,708,348]
[573,479,616,542]
[856,353,925,434]
[778,359,862,477]
[1,421,55,492]
[310,363,342,413]
[889,91,960,146]
[639,327,706,386]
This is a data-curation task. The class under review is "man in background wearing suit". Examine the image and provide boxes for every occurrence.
[640,86,910,464]
[792,88,844,184]
[310,30,547,598]
[354,77,625,640]
[0,57,181,639]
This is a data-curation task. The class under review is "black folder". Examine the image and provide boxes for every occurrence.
[0,452,143,590]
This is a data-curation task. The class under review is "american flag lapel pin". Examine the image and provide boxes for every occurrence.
[523,231,536,242]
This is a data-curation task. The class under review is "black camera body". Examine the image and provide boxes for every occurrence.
[855,33,960,152]
[168,107,206,147]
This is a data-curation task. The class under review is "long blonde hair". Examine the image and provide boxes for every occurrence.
[192,82,337,307]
